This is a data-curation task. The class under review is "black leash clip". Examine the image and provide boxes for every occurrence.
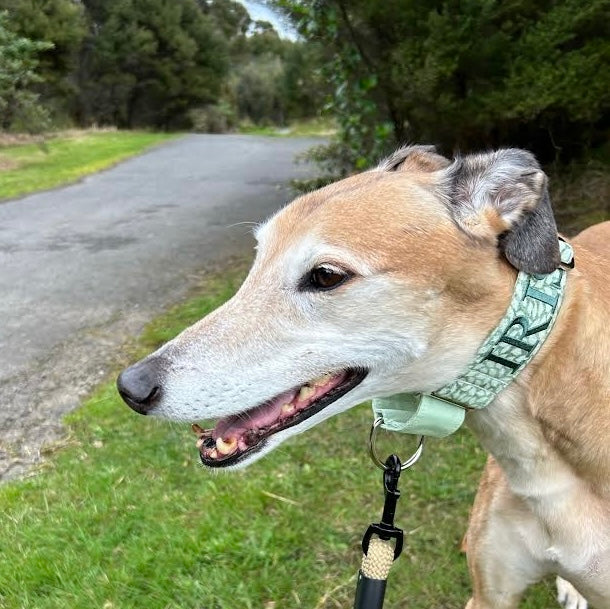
[361,454,404,560]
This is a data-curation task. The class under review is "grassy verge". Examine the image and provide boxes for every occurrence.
[0,130,178,201]
[237,117,336,138]
[0,269,557,609]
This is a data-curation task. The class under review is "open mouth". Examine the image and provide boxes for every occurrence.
[192,368,367,468]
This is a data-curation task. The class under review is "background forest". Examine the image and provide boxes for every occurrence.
[1,0,609,222]
[273,0,609,167]
[0,0,324,132]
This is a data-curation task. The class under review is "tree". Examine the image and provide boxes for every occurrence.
[197,0,251,40]
[0,0,326,131]
[79,0,229,128]
[0,0,86,122]
[280,41,327,121]
[0,11,53,131]
[274,0,610,165]
[233,55,285,124]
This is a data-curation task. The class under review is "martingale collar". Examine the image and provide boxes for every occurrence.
[372,239,574,438]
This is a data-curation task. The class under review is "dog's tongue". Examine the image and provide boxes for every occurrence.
[212,389,297,440]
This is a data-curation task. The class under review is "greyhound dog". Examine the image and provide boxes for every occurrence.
[117,146,609,608]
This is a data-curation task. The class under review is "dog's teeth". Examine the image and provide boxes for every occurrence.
[196,437,205,449]
[216,437,237,455]
[298,385,315,401]
[281,402,296,415]
[208,449,218,459]
[313,374,332,387]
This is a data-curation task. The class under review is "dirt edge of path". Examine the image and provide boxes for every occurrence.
[0,255,250,483]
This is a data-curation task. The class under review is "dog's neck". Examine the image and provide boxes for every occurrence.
[466,253,610,507]
[467,383,582,505]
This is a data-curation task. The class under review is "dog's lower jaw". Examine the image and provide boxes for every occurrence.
[195,368,369,469]
[199,437,274,471]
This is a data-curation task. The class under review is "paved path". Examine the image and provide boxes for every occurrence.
[0,134,319,480]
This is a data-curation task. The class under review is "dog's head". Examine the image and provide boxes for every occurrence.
[117,146,560,468]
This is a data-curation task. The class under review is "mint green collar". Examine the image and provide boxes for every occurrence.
[372,239,574,438]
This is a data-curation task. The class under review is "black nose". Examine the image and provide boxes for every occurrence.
[117,360,161,415]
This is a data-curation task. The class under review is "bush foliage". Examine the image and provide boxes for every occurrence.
[0,12,53,133]
[274,0,609,167]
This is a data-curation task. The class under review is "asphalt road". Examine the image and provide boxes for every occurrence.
[0,134,320,480]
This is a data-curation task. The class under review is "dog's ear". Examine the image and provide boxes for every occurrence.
[379,145,451,173]
[443,149,560,274]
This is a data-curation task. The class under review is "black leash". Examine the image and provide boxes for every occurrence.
[353,454,404,609]
[353,425,425,608]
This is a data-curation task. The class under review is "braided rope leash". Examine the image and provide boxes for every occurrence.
[353,537,396,609]
[361,537,395,579]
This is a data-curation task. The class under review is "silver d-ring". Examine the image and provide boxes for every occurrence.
[369,416,425,471]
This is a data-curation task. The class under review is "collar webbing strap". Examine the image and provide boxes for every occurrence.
[372,240,574,438]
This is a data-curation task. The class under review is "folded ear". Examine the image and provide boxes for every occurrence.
[378,144,451,173]
[443,149,560,274]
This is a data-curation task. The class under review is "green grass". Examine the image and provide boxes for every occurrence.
[0,131,178,201]
[237,117,336,138]
[0,270,558,609]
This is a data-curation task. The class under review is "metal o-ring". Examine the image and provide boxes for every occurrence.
[369,416,425,471]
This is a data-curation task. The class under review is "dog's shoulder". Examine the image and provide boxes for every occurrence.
[573,221,610,264]
[570,222,610,308]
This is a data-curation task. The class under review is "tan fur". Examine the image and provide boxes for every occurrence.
[465,222,610,608]
[273,178,610,607]
[575,222,610,261]
[121,148,610,608]
[264,170,515,327]
[258,166,609,606]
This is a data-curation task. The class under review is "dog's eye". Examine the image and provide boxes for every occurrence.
[306,266,349,291]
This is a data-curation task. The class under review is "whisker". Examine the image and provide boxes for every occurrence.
[226,221,259,229]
